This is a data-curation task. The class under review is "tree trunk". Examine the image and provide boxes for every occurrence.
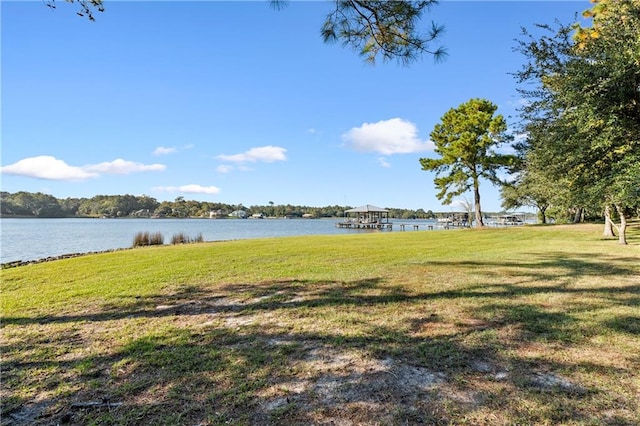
[615,204,628,245]
[603,205,616,237]
[573,207,583,224]
[539,205,548,224]
[473,181,484,228]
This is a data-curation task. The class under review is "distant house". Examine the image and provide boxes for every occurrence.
[209,209,225,219]
[229,210,247,219]
[133,209,151,218]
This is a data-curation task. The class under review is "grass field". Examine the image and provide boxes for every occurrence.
[2,224,639,425]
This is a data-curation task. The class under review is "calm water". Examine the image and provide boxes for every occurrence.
[1,218,439,263]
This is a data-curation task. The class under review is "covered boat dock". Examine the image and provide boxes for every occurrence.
[336,205,393,230]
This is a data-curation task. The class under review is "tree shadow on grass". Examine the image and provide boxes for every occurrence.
[5,316,634,425]
[1,312,465,423]
[3,251,640,424]
[603,315,640,336]
[3,256,639,327]
[474,302,593,343]
[419,252,639,282]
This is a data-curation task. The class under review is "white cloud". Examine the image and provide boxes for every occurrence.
[377,157,391,168]
[342,118,434,155]
[153,146,177,156]
[216,165,234,173]
[153,184,221,194]
[1,156,166,181]
[153,144,195,156]
[84,159,166,175]
[216,146,287,164]
[0,156,97,181]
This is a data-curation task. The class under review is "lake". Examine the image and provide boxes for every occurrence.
[0,217,439,263]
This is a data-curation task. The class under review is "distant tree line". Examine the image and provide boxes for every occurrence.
[0,191,437,220]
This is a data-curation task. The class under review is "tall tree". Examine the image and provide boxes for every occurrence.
[44,0,444,65]
[420,98,514,228]
[515,0,640,244]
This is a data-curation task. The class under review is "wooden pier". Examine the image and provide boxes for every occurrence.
[336,222,459,231]
[336,221,393,230]
[398,224,421,231]
[335,205,469,232]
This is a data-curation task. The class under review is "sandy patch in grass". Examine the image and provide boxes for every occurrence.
[256,343,451,423]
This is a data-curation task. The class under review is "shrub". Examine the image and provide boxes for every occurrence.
[133,231,164,247]
[170,232,204,245]
[171,232,187,245]
[133,232,148,247]
[149,232,164,245]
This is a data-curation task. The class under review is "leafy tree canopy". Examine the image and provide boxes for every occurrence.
[420,98,514,227]
[514,0,640,243]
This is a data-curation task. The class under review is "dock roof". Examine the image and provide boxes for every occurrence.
[345,205,388,213]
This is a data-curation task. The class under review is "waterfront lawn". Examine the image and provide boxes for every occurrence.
[2,224,639,425]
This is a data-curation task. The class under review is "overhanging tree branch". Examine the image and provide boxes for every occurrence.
[44,0,445,65]
[45,0,104,21]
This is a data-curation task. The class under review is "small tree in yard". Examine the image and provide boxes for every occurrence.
[420,98,514,228]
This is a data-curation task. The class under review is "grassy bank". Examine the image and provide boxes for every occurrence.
[2,224,639,425]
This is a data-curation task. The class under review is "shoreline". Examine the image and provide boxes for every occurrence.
[0,239,239,269]
[0,248,130,269]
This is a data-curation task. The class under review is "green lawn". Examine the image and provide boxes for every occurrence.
[2,224,639,425]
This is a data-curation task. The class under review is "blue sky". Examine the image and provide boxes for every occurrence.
[1,1,587,211]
